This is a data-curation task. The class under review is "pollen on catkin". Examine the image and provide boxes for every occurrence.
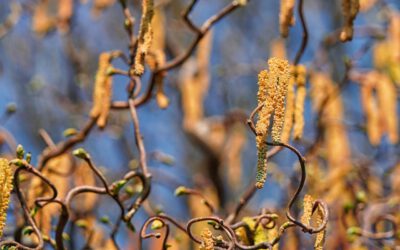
[133,0,154,76]
[0,158,13,237]
[279,0,295,37]
[340,0,360,42]
[90,52,113,129]
[255,58,290,189]
[314,204,326,250]
[293,64,307,139]
[281,74,295,143]
[269,57,291,142]
[301,194,313,226]
[255,70,272,189]
[199,228,214,250]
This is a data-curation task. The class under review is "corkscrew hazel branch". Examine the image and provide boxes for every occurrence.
[248,108,329,233]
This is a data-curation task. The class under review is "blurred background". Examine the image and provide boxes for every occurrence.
[1,0,400,249]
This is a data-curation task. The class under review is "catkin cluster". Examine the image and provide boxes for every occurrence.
[90,52,113,129]
[0,158,13,237]
[133,0,154,76]
[340,0,360,42]
[255,58,290,189]
[279,0,295,37]
[310,72,353,204]
[359,71,398,145]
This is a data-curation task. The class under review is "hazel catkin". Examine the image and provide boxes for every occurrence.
[0,158,13,237]
[90,52,113,129]
[340,0,360,42]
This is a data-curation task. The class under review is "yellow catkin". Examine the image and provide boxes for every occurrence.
[58,0,73,33]
[255,58,290,188]
[310,70,353,250]
[314,204,326,250]
[0,158,13,237]
[269,58,291,142]
[180,31,213,130]
[293,64,307,139]
[199,228,214,250]
[155,88,169,109]
[256,70,273,189]
[133,0,154,76]
[279,0,295,37]
[90,52,113,129]
[145,6,168,109]
[340,0,360,42]
[145,6,166,71]
[301,194,314,226]
[281,76,295,143]
[32,0,56,35]
[377,73,398,144]
[388,13,400,62]
[310,72,351,169]
[359,72,381,145]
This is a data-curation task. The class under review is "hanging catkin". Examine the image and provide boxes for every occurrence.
[279,0,296,37]
[269,58,291,142]
[58,0,73,33]
[133,0,154,76]
[360,74,382,146]
[0,158,13,237]
[340,0,360,42]
[256,70,272,189]
[388,13,400,62]
[293,64,307,139]
[359,72,381,145]
[281,74,295,143]
[255,58,290,189]
[301,194,314,226]
[90,52,113,129]
[32,0,56,35]
[314,204,327,250]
